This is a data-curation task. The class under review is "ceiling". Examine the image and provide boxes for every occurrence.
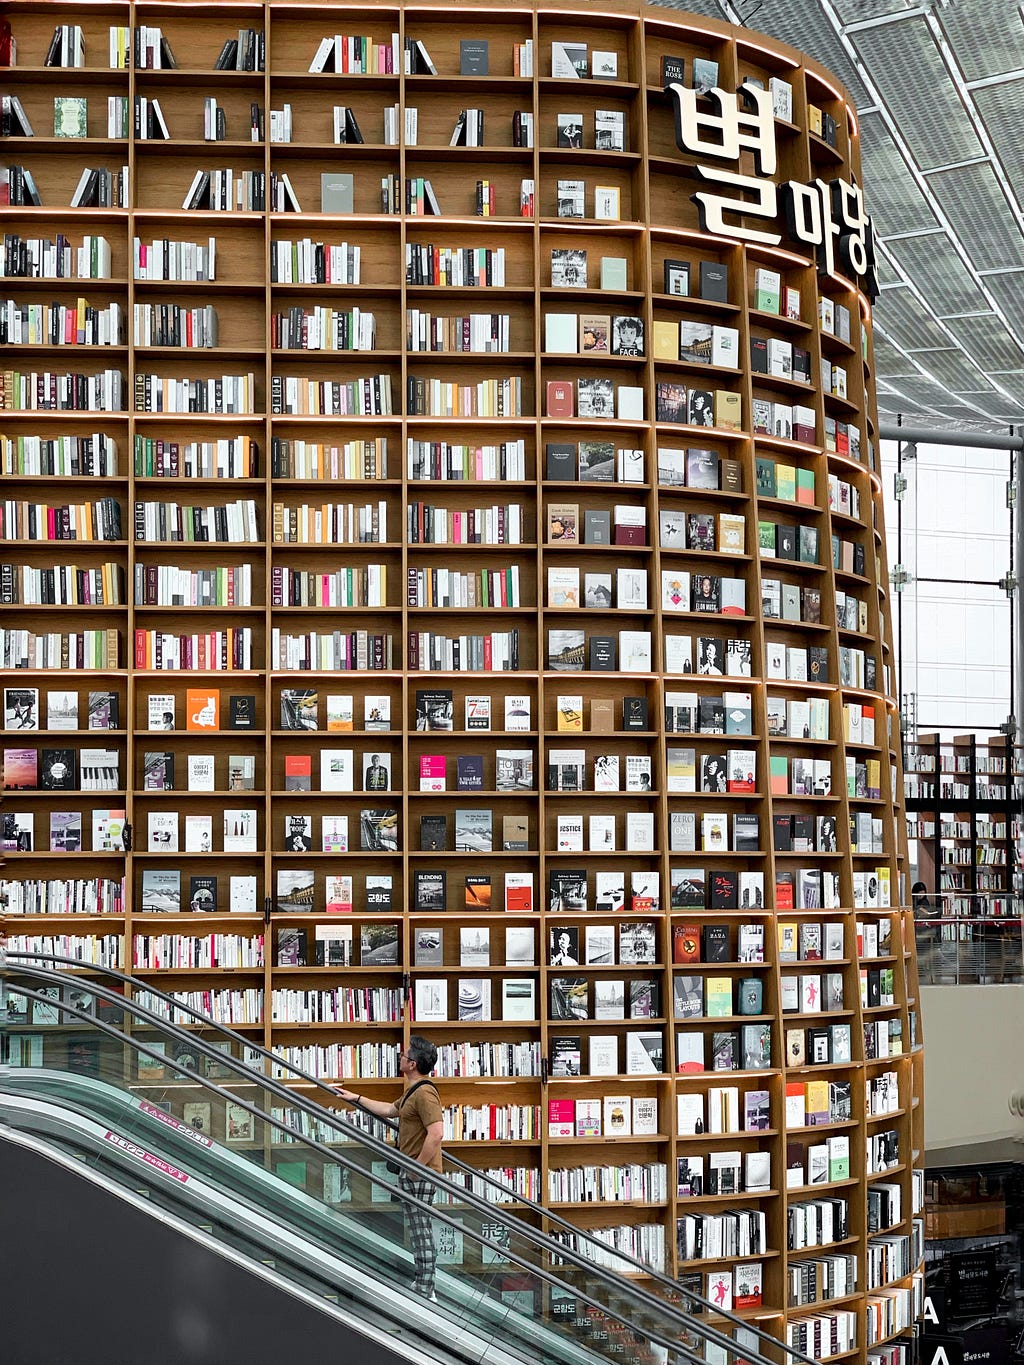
[655,0,1024,433]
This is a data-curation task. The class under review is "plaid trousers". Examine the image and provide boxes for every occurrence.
[398,1171,437,1298]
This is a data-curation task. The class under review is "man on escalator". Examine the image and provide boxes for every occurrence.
[334,1036,444,1302]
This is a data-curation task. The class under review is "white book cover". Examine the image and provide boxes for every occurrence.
[223,809,257,853]
[557,814,584,851]
[504,926,535,965]
[589,1035,618,1075]
[415,978,448,1022]
[618,630,652,672]
[603,1094,632,1137]
[460,926,490,966]
[320,749,354,791]
[625,1031,663,1074]
[502,978,535,1020]
[632,1096,658,1134]
[187,754,216,792]
[326,694,354,731]
[230,874,258,913]
[625,811,654,851]
[147,694,176,730]
[321,815,349,852]
[588,813,616,850]
[584,924,615,965]
[677,1092,705,1135]
[624,755,652,792]
[593,753,620,791]
[184,814,213,853]
[504,696,531,730]
[148,810,179,852]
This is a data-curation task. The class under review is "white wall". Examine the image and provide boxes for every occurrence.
[922,985,1024,1148]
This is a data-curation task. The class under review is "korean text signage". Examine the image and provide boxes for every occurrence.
[667,82,878,298]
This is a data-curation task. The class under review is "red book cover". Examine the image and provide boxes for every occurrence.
[613,525,646,546]
[284,754,312,790]
[672,924,700,963]
[546,380,574,418]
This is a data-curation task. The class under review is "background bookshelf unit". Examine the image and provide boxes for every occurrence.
[0,1,922,1357]
[904,732,1023,911]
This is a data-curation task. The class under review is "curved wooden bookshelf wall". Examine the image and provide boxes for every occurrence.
[0,0,923,1357]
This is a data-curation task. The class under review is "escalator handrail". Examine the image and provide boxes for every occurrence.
[0,980,718,1365]
[1,970,772,1365]
[1,951,816,1365]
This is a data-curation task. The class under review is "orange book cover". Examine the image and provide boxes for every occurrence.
[186,688,220,730]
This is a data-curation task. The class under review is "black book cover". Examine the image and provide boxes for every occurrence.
[792,814,814,849]
[622,696,648,731]
[550,1035,581,1076]
[702,923,730,962]
[733,814,760,852]
[413,869,446,911]
[415,689,453,730]
[661,55,686,85]
[548,868,587,912]
[749,336,768,373]
[775,524,797,560]
[692,574,721,613]
[807,1026,830,1063]
[588,636,616,671]
[808,646,829,683]
[712,1028,739,1071]
[545,442,576,480]
[699,260,729,302]
[188,876,217,913]
[228,694,257,728]
[772,813,792,851]
[40,748,77,790]
[419,814,447,851]
[709,870,738,909]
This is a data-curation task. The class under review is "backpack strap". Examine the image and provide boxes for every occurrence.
[395,1077,439,1110]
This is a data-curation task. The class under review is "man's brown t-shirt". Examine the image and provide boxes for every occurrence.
[397,1081,443,1172]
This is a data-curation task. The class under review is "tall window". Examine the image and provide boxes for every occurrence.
[881,439,1013,739]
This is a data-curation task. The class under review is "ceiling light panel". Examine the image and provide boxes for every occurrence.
[973,269,1024,322]
[885,233,991,316]
[858,112,941,234]
[936,2,1024,84]
[874,288,954,350]
[970,83,1024,195]
[850,19,985,169]
[942,314,1024,372]
[907,348,994,392]
[871,331,921,376]
[980,369,1024,404]
[873,253,907,288]
[924,162,1024,271]
[832,0,914,24]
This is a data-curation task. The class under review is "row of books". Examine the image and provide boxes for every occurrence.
[0,367,124,411]
[271,499,390,543]
[270,306,376,353]
[1,562,123,607]
[133,498,258,543]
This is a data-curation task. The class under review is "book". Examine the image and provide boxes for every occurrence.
[186,688,219,730]
[5,687,39,731]
[281,689,318,731]
[416,689,453,731]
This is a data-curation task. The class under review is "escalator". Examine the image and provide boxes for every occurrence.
[1,952,814,1365]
